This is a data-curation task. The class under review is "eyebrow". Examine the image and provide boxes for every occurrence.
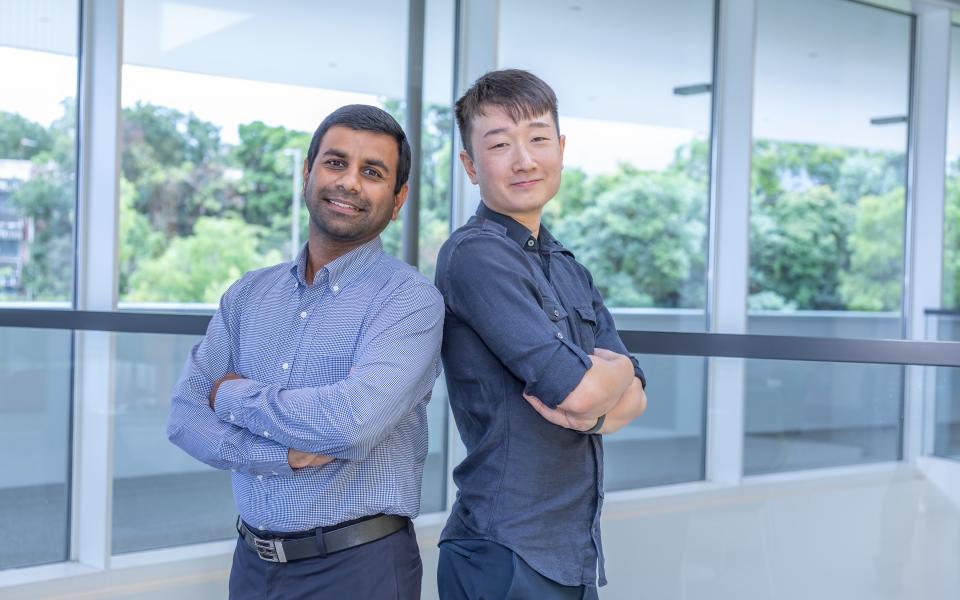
[482,121,552,138]
[322,148,391,173]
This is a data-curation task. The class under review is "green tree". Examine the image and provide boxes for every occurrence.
[840,188,904,311]
[0,112,52,159]
[944,162,960,308]
[126,217,282,303]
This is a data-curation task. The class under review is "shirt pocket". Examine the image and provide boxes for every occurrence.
[574,304,598,353]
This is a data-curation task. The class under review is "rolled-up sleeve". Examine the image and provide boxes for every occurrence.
[441,234,592,409]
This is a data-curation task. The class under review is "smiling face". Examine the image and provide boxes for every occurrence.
[302,125,408,245]
[460,105,565,229]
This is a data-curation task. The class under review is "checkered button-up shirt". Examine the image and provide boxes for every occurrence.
[167,238,444,532]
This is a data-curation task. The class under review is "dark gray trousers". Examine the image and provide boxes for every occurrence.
[437,539,599,600]
[229,524,422,600]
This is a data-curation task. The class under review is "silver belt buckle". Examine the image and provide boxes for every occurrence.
[252,536,287,563]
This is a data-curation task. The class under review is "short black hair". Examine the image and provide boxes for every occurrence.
[455,69,559,158]
[305,104,411,194]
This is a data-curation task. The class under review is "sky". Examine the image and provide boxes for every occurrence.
[1,47,705,176]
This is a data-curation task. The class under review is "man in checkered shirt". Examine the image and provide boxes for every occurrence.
[167,105,443,599]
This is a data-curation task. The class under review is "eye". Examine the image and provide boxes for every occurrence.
[489,142,508,150]
[324,159,345,168]
[532,136,550,143]
[362,167,384,178]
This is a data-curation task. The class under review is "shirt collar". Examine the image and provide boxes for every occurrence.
[475,202,568,255]
[289,237,384,290]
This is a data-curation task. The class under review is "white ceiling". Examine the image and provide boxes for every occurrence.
[0,0,956,154]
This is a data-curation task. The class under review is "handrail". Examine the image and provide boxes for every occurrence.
[3,308,959,368]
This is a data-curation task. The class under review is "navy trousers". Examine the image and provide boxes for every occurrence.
[437,539,599,600]
[229,523,422,600]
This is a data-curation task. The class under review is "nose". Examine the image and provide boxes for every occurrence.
[512,143,537,172]
[336,168,361,195]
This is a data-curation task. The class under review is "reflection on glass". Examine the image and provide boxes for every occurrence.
[749,0,910,333]
[0,0,78,304]
[0,327,72,568]
[118,1,411,305]
[744,359,902,475]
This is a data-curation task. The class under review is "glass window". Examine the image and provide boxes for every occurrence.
[0,0,78,305]
[497,0,715,489]
[745,359,902,475]
[0,327,72,568]
[749,0,911,336]
[744,0,911,475]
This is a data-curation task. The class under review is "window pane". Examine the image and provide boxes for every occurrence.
[0,326,72,568]
[749,0,911,337]
[745,359,903,476]
[118,1,410,306]
[112,332,234,553]
[945,25,960,309]
[0,0,78,305]
[497,0,714,489]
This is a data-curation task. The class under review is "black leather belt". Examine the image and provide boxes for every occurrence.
[237,514,409,563]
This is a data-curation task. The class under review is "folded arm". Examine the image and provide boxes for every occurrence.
[211,283,444,461]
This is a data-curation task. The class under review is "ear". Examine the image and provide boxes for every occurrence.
[301,158,310,194]
[459,149,479,185]
[558,134,566,170]
[391,183,409,221]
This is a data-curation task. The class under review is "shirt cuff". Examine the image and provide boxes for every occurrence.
[214,377,262,428]
[244,443,294,477]
[630,357,647,389]
[525,338,592,409]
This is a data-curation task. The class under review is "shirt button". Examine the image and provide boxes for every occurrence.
[300,311,308,319]
[526,239,535,247]
[263,431,270,437]
[553,309,560,317]
[556,332,564,340]
[229,413,235,421]
[332,284,340,293]
[282,362,289,370]
[257,475,263,481]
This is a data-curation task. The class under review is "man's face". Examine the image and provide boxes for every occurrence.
[302,125,407,245]
[460,106,565,220]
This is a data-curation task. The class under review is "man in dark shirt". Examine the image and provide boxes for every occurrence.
[436,69,649,599]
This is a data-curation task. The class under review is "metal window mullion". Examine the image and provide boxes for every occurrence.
[705,0,757,485]
[903,7,951,460]
[402,0,426,267]
[73,0,123,570]
[449,0,498,230]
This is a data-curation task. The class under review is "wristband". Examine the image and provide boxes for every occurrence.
[581,415,605,434]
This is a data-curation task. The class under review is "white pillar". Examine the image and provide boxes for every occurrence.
[73,0,124,569]
[705,0,757,484]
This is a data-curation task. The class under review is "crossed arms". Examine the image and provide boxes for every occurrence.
[166,277,444,475]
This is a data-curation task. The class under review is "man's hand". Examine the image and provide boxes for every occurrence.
[287,449,334,469]
[209,372,243,409]
[523,393,599,432]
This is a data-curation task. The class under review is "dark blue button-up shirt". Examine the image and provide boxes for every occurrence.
[436,203,645,588]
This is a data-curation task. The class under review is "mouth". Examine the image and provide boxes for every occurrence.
[510,179,543,189]
[323,197,365,214]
